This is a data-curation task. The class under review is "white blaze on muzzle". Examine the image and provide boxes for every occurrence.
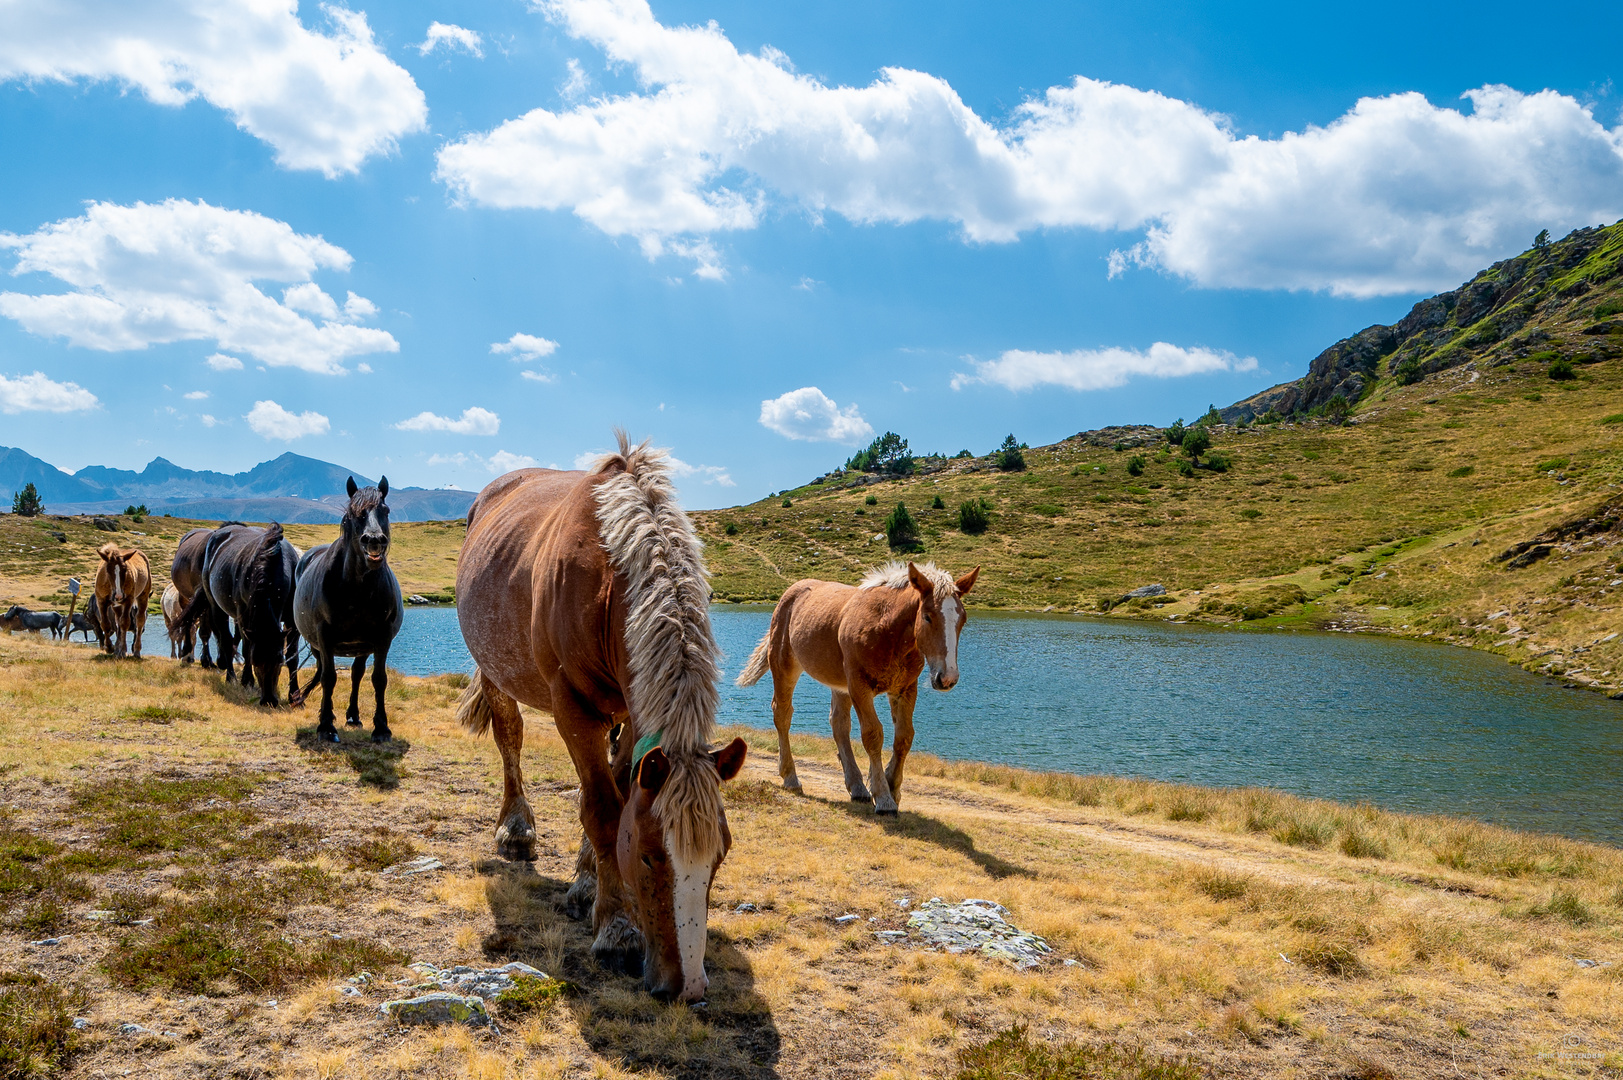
[667,833,712,1002]
[936,593,961,685]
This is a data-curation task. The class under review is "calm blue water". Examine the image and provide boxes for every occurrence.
[139,607,1623,843]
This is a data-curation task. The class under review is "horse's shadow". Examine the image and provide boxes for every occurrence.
[822,795,1037,881]
[476,857,782,1079]
[292,726,411,789]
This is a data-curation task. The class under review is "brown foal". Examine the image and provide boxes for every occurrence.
[738,560,978,814]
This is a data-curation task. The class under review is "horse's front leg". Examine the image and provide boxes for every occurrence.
[345,656,367,727]
[368,647,391,742]
[828,690,871,802]
[885,682,918,800]
[284,628,303,706]
[850,688,898,815]
[253,637,280,707]
[769,664,802,792]
[315,649,340,742]
[131,604,144,659]
[554,685,640,974]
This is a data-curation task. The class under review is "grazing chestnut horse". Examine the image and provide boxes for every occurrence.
[94,543,152,658]
[737,560,978,814]
[455,433,747,1003]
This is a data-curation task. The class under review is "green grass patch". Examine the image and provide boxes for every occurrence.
[1533,457,1569,472]
[1031,503,1064,517]
[342,827,417,871]
[1600,413,1623,425]
[494,975,576,1016]
[71,772,263,865]
[117,704,206,724]
[1447,465,1475,478]
[0,972,87,1080]
[1238,508,1262,520]
[953,1024,1207,1080]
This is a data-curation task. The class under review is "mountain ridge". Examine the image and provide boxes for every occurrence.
[0,447,474,523]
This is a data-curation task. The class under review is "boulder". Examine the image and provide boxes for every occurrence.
[1123,584,1166,599]
[379,992,491,1027]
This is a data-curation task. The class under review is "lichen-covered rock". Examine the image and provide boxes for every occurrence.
[900,898,1052,969]
[379,992,491,1027]
[406,961,546,1000]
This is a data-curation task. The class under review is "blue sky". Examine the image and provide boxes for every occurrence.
[1,0,1620,508]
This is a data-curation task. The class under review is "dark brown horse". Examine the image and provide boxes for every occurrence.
[455,433,747,1003]
[170,526,220,666]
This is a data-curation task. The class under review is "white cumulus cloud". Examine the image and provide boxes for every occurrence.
[0,371,98,413]
[759,387,873,444]
[245,399,330,440]
[0,199,398,375]
[953,343,1256,393]
[520,370,556,383]
[434,0,1623,294]
[183,390,209,400]
[0,0,426,177]
[417,22,483,58]
[491,332,559,361]
[395,406,500,435]
[669,456,734,487]
[487,450,540,473]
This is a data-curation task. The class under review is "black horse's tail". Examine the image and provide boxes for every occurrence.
[174,581,213,646]
[246,524,288,635]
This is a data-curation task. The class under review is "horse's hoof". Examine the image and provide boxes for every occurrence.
[850,793,873,804]
[371,729,392,744]
[317,728,339,744]
[563,875,596,920]
[782,776,802,792]
[496,818,536,862]
[874,805,899,817]
[592,915,645,976]
[344,717,362,728]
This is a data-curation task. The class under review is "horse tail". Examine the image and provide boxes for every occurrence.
[735,630,771,687]
[247,524,287,625]
[456,667,494,737]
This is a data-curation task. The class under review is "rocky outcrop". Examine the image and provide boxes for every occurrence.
[1223,222,1623,422]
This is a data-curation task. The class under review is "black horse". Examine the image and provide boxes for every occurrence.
[0,605,63,638]
[179,523,301,707]
[293,477,403,743]
[69,598,103,645]
[170,526,223,666]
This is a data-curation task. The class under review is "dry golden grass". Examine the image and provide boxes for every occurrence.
[0,637,1618,1078]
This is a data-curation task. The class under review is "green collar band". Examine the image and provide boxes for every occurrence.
[632,728,664,773]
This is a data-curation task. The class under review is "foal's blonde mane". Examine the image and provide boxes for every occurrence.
[859,560,957,595]
[590,430,723,861]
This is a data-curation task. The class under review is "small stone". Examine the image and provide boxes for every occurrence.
[1571,957,1612,969]
[874,930,908,942]
[338,985,361,997]
[733,902,758,914]
[388,856,444,877]
[407,594,432,605]
[27,937,61,947]
[118,1023,153,1036]
[380,992,492,1028]
[894,897,911,909]
[71,1018,89,1030]
[833,913,859,924]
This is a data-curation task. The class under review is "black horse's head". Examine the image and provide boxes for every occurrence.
[343,476,392,568]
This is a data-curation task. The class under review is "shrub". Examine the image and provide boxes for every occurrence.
[865,493,878,506]
[1394,358,1423,384]
[885,502,921,550]
[953,449,972,458]
[781,498,792,507]
[1203,451,1231,472]
[1199,403,1223,426]
[1324,393,1350,422]
[1548,357,1576,380]
[846,432,914,475]
[958,499,992,535]
[10,484,42,517]
[723,522,738,536]
[930,493,945,510]
[1180,426,1211,462]
[1164,418,1185,446]
[1176,459,1195,478]
[1126,455,1144,476]
[994,434,1025,472]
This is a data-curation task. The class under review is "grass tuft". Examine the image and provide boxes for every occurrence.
[343,827,417,871]
[953,1024,1210,1080]
[493,974,575,1017]
[117,704,206,724]
[0,972,87,1080]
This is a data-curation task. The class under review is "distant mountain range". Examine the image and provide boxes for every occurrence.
[0,447,475,523]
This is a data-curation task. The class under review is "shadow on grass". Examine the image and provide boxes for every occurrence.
[293,727,411,789]
[825,797,1037,880]
[476,856,781,1080]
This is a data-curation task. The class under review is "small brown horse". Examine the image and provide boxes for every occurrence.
[737,560,978,814]
[95,543,152,658]
[455,433,747,1003]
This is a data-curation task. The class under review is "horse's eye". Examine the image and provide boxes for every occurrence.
[641,855,653,869]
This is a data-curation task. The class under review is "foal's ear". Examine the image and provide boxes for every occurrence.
[711,737,748,782]
[346,476,358,498]
[955,566,980,595]
[378,475,389,499]
[906,561,934,595]
[638,746,672,794]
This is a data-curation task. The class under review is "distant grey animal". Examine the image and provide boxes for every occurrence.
[0,605,64,639]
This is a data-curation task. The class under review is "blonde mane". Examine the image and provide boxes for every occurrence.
[591,430,723,861]
[859,560,957,595]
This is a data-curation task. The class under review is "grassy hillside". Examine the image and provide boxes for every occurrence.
[693,231,1623,695]
[0,514,463,613]
[1,636,1619,1078]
